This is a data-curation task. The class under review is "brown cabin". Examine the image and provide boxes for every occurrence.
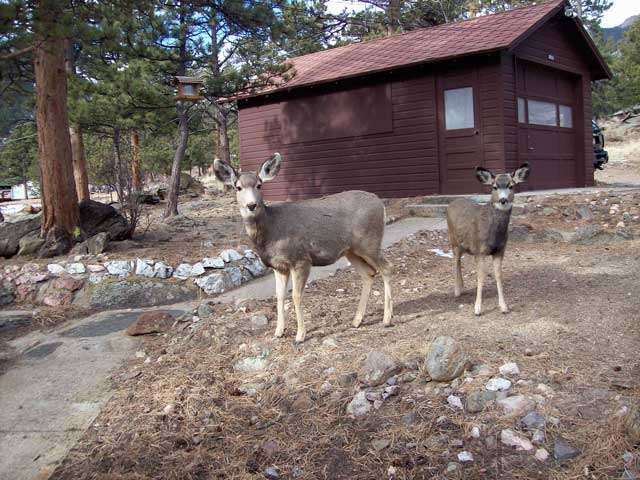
[236,0,611,200]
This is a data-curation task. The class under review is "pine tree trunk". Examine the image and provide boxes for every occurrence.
[34,5,79,239]
[69,124,90,201]
[23,179,28,200]
[113,127,125,203]
[213,104,231,165]
[164,106,189,218]
[131,130,142,192]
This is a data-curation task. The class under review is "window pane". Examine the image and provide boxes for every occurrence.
[445,87,474,130]
[528,99,557,126]
[559,105,573,128]
[517,97,526,123]
[183,84,195,96]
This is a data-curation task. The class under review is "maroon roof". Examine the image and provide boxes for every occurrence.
[237,0,609,100]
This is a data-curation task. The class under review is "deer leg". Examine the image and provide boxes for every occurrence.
[291,263,311,343]
[453,247,463,297]
[346,253,375,328]
[378,256,394,327]
[474,255,485,316]
[492,254,509,314]
[273,270,290,338]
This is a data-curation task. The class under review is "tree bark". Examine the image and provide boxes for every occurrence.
[213,104,231,164]
[34,2,80,238]
[386,0,402,36]
[131,130,142,192]
[69,124,90,201]
[164,105,189,218]
[113,127,125,203]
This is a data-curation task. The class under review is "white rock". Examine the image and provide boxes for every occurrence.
[226,266,243,286]
[220,249,243,262]
[135,259,155,277]
[173,263,193,279]
[535,448,549,462]
[244,257,268,277]
[497,395,535,417]
[322,338,338,348]
[153,262,173,279]
[486,377,512,391]
[88,273,106,284]
[47,263,66,275]
[499,362,520,376]
[163,404,175,415]
[347,391,372,417]
[202,256,225,268]
[471,426,481,438]
[457,451,474,463]
[447,395,464,410]
[135,350,146,358]
[501,429,533,451]
[195,272,231,294]
[65,262,86,275]
[105,260,133,277]
[616,221,625,228]
[244,250,257,259]
[87,264,106,273]
[191,262,206,276]
[536,383,554,396]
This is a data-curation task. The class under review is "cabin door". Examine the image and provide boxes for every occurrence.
[437,68,482,194]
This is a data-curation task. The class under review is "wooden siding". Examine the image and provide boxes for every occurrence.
[479,58,505,173]
[239,75,439,200]
[509,14,594,188]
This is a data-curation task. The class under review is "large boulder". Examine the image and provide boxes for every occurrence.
[358,350,400,387]
[79,200,130,241]
[18,234,45,257]
[126,311,175,336]
[0,213,42,258]
[425,336,469,381]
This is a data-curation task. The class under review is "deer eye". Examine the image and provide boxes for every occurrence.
[256,184,262,190]
[492,186,498,190]
[508,184,514,189]
[236,186,242,192]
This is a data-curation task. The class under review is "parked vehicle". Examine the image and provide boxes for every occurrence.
[0,185,12,202]
[593,120,609,170]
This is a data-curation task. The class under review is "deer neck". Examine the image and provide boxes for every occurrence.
[486,204,512,252]
[242,206,270,250]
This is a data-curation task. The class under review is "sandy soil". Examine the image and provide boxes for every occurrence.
[595,123,640,187]
[49,221,640,479]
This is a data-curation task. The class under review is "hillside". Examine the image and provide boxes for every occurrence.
[602,14,638,42]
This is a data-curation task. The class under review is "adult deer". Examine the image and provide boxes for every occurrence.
[213,153,393,343]
[446,163,531,316]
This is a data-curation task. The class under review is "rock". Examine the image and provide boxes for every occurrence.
[250,314,268,330]
[347,391,372,417]
[338,372,358,387]
[401,411,417,427]
[382,385,399,400]
[190,262,206,276]
[471,426,481,438]
[521,411,546,431]
[195,272,232,295]
[197,301,215,319]
[457,451,473,463]
[446,462,460,473]
[497,395,534,417]
[0,284,15,306]
[322,338,338,348]
[202,257,225,268]
[371,439,390,452]
[624,404,640,444]
[542,207,557,216]
[358,350,400,387]
[135,259,155,277]
[238,382,264,396]
[553,437,580,462]
[105,260,133,277]
[425,336,468,381]
[470,363,492,377]
[500,429,533,451]
[174,263,193,279]
[447,395,463,410]
[498,362,520,376]
[264,466,280,479]
[617,226,634,240]
[126,311,175,336]
[163,404,175,415]
[486,378,512,392]
[535,448,549,462]
[576,206,594,220]
[244,257,268,277]
[88,273,105,284]
[17,235,45,256]
[79,200,129,240]
[87,264,106,273]
[465,390,496,413]
[234,354,269,373]
[532,429,545,445]
[54,276,84,292]
[220,249,243,262]
[74,280,197,310]
[87,232,109,254]
[571,224,606,244]
[46,263,64,275]
[153,261,173,279]
[66,263,86,275]
[38,225,73,258]
[0,213,41,258]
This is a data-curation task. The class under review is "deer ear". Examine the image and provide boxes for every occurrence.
[258,153,282,182]
[213,159,238,186]
[475,166,494,185]
[513,162,531,184]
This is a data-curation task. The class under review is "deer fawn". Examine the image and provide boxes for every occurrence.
[213,153,393,343]
[446,163,531,316]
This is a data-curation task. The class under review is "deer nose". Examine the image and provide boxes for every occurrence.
[499,198,508,205]
[247,203,257,212]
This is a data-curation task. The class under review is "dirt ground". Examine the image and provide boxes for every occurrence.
[48,216,640,479]
[595,122,640,187]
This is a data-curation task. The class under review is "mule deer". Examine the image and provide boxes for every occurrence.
[446,163,531,316]
[213,153,393,343]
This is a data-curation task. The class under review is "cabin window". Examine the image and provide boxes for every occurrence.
[517,97,526,123]
[559,104,573,128]
[182,84,195,96]
[444,87,474,130]
[527,99,557,126]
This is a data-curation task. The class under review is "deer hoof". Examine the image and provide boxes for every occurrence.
[474,307,482,316]
[352,318,363,328]
[274,329,284,338]
[500,306,509,314]
[295,331,306,343]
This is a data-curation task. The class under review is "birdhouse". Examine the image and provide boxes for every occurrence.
[173,76,204,102]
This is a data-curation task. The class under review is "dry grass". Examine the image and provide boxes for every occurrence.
[50,222,640,480]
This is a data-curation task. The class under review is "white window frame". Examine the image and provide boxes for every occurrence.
[444,87,475,130]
